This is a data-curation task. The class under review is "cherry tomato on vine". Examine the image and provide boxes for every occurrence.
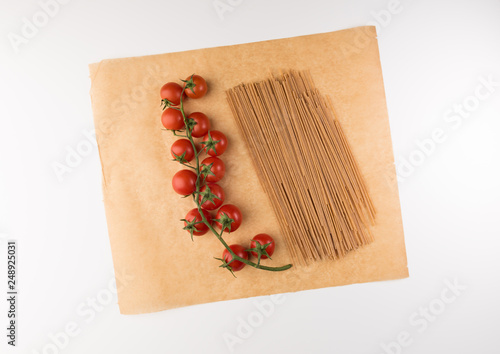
[171,139,196,162]
[161,108,185,131]
[201,157,225,183]
[198,183,225,210]
[160,82,184,106]
[187,112,210,138]
[249,234,275,259]
[222,244,249,272]
[172,170,197,195]
[185,75,207,99]
[203,130,228,156]
[215,204,242,232]
[184,208,211,236]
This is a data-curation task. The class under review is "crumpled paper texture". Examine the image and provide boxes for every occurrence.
[89,26,408,314]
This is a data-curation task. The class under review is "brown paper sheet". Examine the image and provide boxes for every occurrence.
[89,26,408,314]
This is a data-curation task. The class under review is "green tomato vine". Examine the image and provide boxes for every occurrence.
[163,74,293,275]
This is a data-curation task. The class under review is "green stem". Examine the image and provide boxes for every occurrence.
[173,131,187,137]
[180,162,196,170]
[178,85,292,273]
[195,146,206,157]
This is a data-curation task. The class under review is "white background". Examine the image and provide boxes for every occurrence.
[1,0,499,353]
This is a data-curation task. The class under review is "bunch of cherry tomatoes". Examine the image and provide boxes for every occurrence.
[160,74,278,274]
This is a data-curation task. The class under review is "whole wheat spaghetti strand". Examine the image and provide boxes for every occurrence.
[253,82,321,261]
[258,81,327,257]
[226,71,376,264]
[228,87,312,263]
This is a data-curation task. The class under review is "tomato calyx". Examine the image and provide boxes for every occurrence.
[214,212,235,233]
[161,98,175,110]
[200,162,216,181]
[172,151,189,164]
[213,257,237,278]
[200,131,221,155]
[197,184,221,207]
[246,241,273,265]
[185,117,198,132]
[181,218,203,241]
[181,74,196,96]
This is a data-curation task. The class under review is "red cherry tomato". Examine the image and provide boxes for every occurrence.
[188,112,210,138]
[185,75,207,99]
[215,204,242,232]
[198,184,225,210]
[160,82,184,106]
[250,234,275,259]
[222,244,249,271]
[161,108,185,130]
[201,157,225,183]
[171,139,196,162]
[172,170,197,195]
[203,130,228,156]
[184,208,211,236]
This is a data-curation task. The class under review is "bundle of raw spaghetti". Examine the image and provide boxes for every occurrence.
[226,71,376,265]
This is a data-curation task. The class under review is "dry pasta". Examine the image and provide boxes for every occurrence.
[226,70,376,265]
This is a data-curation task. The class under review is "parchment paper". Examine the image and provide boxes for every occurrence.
[89,26,408,314]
